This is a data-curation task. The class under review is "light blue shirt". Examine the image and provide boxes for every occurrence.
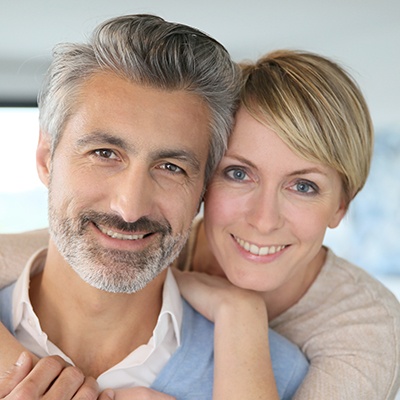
[0,282,308,399]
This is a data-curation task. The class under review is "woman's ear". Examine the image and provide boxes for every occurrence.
[36,130,52,188]
[328,198,348,229]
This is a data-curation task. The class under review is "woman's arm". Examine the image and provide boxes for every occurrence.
[0,229,49,288]
[0,229,48,375]
[174,270,279,400]
[0,353,105,399]
[0,342,175,399]
[0,324,38,376]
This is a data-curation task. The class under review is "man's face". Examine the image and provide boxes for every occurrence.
[37,72,210,293]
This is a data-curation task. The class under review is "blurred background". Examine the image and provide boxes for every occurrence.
[0,0,399,295]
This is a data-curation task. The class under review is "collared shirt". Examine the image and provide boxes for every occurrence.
[12,248,183,389]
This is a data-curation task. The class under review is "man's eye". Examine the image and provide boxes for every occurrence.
[225,168,248,181]
[159,163,184,174]
[94,149,117,159]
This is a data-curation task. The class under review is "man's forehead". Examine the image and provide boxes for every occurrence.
[69,72,209,131]
[78,71,208,111]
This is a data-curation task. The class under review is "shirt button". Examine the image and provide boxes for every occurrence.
[28,318,35,327]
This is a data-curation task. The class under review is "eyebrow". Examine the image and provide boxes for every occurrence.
[76,132,130,151]
[76,131,201,173]
[287,168,329,177]
[225,154,258,169]
[226,154,329,177]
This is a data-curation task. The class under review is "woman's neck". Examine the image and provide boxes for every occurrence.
[263,247,327,320]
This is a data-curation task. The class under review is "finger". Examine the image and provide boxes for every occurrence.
[174,270,227,288]
[69,376,100,400]
[0,352,33,397]
[11,355,67,397]
[44,365,86,400]
[174,271,222,300]
[173,270,207,290]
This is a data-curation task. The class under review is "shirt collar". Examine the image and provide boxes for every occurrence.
[13,247,46,329]
[157,267,182,346]
[12,249,183,352]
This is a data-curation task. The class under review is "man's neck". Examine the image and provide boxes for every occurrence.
[29,242,166,378]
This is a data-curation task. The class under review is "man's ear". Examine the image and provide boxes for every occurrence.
[36,130,52,188]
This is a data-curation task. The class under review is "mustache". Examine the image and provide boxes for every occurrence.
[79,211,172,235]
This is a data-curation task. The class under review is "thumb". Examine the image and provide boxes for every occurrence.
[0,352,34,397]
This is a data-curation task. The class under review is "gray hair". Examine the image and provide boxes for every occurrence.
[38,14,240,182]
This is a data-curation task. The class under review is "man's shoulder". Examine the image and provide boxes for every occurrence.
[181,300,309,400]
[181,299,214,336]
[154,299,308,400]
[151,299,214,398]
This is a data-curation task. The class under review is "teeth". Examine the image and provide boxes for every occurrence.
[98,225,145,240]
[250,244,258,254]
[235,237,286,256]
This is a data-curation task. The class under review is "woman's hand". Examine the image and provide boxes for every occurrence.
[0,352,175,400]
[173,269,279,400]
[173,269,267,322]
[0,352,101,399]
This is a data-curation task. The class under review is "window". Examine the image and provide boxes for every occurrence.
[0,107,48,233]
[324,128,400,297]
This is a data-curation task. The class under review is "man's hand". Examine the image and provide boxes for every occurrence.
[0,352,102,399]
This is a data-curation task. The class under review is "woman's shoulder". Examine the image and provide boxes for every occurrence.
[271,249,400,399]
[322,249,400,315]
[272,248,400,335]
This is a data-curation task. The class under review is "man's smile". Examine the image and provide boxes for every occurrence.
[97,224,147,240]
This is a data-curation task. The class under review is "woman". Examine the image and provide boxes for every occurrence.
[173,50,400,399]
[1,50,400,399]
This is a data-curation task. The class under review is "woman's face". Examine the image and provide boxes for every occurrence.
[204,107,346,293]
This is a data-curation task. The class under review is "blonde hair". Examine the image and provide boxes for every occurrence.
[240,50,373,205]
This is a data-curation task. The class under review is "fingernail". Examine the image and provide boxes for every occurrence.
[15,351,28,367]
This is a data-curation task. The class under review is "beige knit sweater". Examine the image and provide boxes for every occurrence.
[1,227,400,399]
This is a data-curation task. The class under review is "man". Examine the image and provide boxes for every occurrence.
[0,14,307,399]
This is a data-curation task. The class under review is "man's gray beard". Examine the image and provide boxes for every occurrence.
[48,202,190,294]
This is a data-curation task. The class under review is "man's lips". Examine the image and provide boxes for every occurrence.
[97,224,149,240]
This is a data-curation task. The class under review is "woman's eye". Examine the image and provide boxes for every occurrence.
[293,181,318,194]
[94,149,117,159]
[225,168,249,181]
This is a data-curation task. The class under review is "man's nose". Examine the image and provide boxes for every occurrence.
[109,166,155,223]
